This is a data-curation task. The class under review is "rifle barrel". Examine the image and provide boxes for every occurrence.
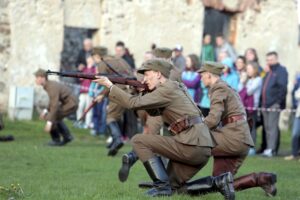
[47,70,149,91]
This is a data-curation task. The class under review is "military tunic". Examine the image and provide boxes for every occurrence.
[205,79,254,176]
[98,56,133,124]
[44,80,78,123]
[145,66,182,135]
[109,79,214,187]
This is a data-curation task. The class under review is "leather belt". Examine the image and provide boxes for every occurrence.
[222,115,246,126]
[168,116,203,135]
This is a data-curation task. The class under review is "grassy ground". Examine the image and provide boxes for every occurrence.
[0,117,300,200]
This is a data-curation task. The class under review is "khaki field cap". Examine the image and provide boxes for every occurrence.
[152,47,172,59]
[137,59,173,78]
[92,46,108,57]
[197,61,224,76]
[34,68,47,77]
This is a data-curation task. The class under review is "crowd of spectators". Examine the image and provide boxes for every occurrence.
[69,34,300,160]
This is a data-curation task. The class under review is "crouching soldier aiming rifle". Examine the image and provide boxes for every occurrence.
[93,59,235,199]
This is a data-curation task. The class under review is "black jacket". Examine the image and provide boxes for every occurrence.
[261,63,288,109]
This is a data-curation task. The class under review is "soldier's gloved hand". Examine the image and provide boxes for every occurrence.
[93,76,113,89]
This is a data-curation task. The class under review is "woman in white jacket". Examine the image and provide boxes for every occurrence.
[285,88,300,160]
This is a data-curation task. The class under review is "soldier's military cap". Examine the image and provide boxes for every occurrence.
[92,46,108,57]
[197,61,224,76]
[137,59,173,78]
[34,68,47,77]
[152,47,172,59]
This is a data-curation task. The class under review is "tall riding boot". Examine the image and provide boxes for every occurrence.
[143,156,172,197]
[57,121,73,145]
[48,128,61,146]
[138,156,168,188]
[184,172,235,200]
[234,172,277,197]
[119,151,138,182]
[107,121,124,156]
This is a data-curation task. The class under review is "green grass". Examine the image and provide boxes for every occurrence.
[0,117,300,200]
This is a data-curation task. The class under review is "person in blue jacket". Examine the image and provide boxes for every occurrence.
[261,51,288,157]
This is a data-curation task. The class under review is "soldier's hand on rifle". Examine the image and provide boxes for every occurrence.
[136,80,146,92]
[93,76,113,89]
[95,95,104,103]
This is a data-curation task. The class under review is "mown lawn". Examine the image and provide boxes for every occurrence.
[0,117,299,200]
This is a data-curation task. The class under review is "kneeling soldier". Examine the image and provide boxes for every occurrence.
[94,60,235,199]
[198,61,277,197]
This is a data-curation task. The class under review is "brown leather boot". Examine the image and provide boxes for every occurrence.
[257,172,277,197]
[234,172,277,197]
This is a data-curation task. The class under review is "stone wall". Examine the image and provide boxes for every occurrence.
[235,0,299,81]
[234,0,299,129]
[0,0,10,112]
[97,0,204,67]
[0,0,299,113]
[64,0,101,29]
[7,0,64,85]
[5,0,64,113]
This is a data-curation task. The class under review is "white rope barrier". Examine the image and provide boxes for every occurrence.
[58,80,297,113]
[245,107,296,113]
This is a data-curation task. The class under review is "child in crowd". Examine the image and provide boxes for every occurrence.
[88,67,108,137]
[181,54,201,103]
[76,56,96,129]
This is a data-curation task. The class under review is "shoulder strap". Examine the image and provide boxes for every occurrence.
[178,82,204,117]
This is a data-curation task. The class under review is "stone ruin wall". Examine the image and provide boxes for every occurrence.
[96,0,204,67]
[0,0,299,113]
[0,0,10,112]
[3,0,64,112]
[235,0,300,86]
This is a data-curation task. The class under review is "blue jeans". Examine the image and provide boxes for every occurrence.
[92,98,108,135]
[291,117,300,156]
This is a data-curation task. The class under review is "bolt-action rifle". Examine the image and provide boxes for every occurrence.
[46,70,149,92]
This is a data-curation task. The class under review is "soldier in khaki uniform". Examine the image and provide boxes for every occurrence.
[94,60,235,199]
[118,48,179,185]
[136,47,181,136]
[35,69,78,146]
[92,47,134,156]
[198,61,277,197]
[144,47,180,135]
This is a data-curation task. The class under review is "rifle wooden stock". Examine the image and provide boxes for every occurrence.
[78,99,98,122]
[47,70,149,91]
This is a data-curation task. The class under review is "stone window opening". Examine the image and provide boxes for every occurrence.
[203,7,237,46]
[202,0,261,46]
[59,26,97,99]
[60,26,97,72]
